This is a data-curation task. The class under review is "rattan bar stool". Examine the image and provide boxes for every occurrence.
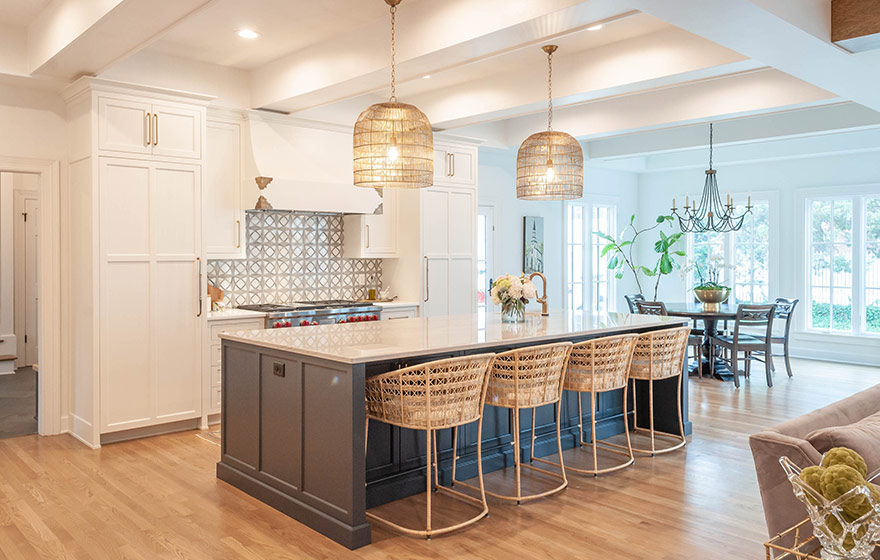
[534,333,639,476]
[625,326,690,456]
[364,353,495,539]
[455,341,572,504]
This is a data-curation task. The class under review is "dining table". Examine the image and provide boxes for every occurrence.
[664,302,738,381]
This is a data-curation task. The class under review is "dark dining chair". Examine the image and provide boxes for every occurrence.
[753,298,799,378]
[624,294,645,314]
[636,301,703,379]
[708,304,776,388]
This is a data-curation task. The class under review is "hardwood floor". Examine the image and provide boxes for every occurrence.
[1,358,879,559]
[0,367,37,440]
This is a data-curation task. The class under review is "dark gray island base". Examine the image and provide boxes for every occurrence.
[216,312,691,549]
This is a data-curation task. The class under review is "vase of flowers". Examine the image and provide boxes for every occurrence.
[780,448,880,560]
[683,254,733,311]
[491,274,537,323]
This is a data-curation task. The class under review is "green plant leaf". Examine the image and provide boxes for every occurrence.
[673,250,687,257]
[659,254,673,275]
[655,215,666,224]
[600,244,616,257]
[615,271,624,279]
[618,241,632,248]
[594,231,615,242]
[608,255,619,269]
[630,214,636,225]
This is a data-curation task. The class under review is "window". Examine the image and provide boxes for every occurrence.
[805,194,880,335]
[566,201,616,314]
[686,199,771,303]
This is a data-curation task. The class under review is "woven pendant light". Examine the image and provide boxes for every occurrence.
[353,0,433,189]
[516,45,583,200]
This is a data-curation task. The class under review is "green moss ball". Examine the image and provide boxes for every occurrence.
[821,464,872,519]
[800,465,826,504]
[822,448,868,479]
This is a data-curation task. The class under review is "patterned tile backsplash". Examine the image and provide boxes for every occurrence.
[207,210,382,307]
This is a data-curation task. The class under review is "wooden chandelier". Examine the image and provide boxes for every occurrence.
[516,45,583,201]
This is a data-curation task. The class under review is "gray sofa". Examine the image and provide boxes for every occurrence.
[749,384,880,553]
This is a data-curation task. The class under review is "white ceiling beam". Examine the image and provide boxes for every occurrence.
[27,0,214,80]
[497,68,837,146]
[627,0,880,112]
[251,0,633,111]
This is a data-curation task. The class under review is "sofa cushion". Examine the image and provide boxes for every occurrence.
[806,411,880,478]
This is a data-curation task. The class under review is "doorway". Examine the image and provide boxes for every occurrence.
[0,172,39,438]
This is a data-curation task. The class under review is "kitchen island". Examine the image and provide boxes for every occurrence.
[217,311,690,549]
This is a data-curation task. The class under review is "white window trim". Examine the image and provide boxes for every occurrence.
[797,184,880,338]
[562,194,619,314]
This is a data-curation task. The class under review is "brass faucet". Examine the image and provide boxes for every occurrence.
[529,272,549,316]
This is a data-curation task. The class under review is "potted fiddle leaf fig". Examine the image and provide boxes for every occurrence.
[595,215,686,301]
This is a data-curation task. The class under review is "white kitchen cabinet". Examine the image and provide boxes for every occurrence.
[205,120,245,259]
[433,143,477,187]
[98,95,201,160]
[421,186,477,317]
[203,316,264,420]
[99,158,203,433]
[381,305,419,320]
[343,188,399,258]
[63,77,211,447]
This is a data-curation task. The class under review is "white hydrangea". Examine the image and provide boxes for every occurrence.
[522,281,537,300]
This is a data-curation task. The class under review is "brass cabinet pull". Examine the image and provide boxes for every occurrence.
[365,224,370,248]
[446,153,452,176]
[196,257,203,317]
[145,112,151,146]
[450,152,455,177]
[424,256,430,302]
[153,113,158,146]
[236,220,241,248]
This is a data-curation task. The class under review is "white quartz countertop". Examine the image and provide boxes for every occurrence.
[207,308,267,321]
[219,310,688,364]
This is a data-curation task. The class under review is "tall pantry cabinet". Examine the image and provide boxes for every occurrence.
[63,78,210,447]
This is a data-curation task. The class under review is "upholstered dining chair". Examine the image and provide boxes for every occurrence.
[364,353,495,539]
[636,301,703,379]
[754,297,799,378]
[624,294,645,314]
[455,342,572,504]
[708,303,777,388]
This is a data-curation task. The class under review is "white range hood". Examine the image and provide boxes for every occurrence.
[245,112,382,214]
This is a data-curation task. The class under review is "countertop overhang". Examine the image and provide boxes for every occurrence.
[219,310,688,364]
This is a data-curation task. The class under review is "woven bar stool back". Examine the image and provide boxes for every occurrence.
[364,353,495,539]
[485,342,571,409]
[535,333,639,477]
[628,326,690,456]
[457,341,572,504]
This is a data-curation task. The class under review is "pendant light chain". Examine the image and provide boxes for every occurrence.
[547,49,553,131]
[389,5,397,102]
[708,122,713,170]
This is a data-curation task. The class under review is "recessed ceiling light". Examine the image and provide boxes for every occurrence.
[587,24,604,31]
[237,29,259,39]
[422,74,431,79]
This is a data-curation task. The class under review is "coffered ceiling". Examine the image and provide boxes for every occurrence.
[1,0,879,162]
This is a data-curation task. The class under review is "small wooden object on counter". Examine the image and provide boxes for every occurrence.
[207,283,224,305]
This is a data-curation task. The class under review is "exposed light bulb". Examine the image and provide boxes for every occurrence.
[387,144,399,163]
[545,164,555,182]
[237,29,259,39]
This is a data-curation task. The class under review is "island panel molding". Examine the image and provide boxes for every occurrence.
[207,210,382,307]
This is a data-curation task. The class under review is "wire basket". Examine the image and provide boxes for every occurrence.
[779,456,880,560]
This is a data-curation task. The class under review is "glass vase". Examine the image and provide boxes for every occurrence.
[780,456,880,560]
[501,301,525,323]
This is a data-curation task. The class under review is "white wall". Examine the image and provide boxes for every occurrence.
[637,150,880,365]
[478,147,640,314]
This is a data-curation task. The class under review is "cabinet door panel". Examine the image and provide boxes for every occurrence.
[98,97,152,155]
[154,165,199,255]
[449,190,474,256]
[205,122,243,258]
[102,261,152,431]
[448,149,475,186]
[449,258,474,315]
[432,148,449,184]
[155,260,201,419]
[423,258,449,317]
[101,160,151,256]
[152,104,202,159]
[422,189,448,255]
[363,189,398,256]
